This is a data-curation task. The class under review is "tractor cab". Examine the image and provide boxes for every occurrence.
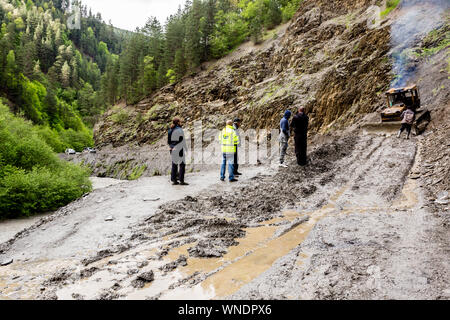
[382,85,421,122]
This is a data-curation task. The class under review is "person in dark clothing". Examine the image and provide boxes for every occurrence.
[233,118,242,176]
[290,107,309,166]
[168,117,188,185]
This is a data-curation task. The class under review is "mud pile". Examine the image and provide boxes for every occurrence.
[131,136,357,259]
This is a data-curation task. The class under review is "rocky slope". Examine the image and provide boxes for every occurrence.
[95,0,391,149]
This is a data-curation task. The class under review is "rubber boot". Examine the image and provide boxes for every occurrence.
[406,132,410,140]
[397,130,401,138]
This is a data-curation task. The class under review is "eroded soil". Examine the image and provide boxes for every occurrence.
[1,128,448,300]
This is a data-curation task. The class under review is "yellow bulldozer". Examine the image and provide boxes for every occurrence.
[380,84,431,135]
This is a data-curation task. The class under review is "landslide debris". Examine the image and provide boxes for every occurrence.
[94,0,391,150]
[132,136,358,259]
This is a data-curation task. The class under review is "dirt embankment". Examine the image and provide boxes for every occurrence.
[95,0,392,148]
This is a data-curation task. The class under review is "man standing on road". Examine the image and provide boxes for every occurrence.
[279,110,292,168]
[219,120,239,182]
[233,118,243,176]
[291,107,309,166]
[397,107,415,140]
[168,117,188,185]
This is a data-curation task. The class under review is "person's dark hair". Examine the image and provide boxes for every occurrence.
[171,117,181,129]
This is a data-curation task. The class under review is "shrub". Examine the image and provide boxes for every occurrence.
[59,128,94,152]
[109,109,130,125]
[0,103,92,219]
[381,0,401,18]
[35,126,66,153]
[0,164,91,218]
[282,0,303,22]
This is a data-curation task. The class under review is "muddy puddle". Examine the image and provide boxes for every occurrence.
[152,187,347,299]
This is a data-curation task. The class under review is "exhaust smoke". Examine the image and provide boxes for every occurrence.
[389,0,449,87]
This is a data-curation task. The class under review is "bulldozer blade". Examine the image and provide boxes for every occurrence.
[361,121,402,135]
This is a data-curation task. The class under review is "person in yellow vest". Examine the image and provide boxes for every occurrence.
[219,120,240,182]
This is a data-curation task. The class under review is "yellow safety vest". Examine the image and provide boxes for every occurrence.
[219,125,239,154]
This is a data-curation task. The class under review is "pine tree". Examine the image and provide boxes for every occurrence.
[173,48,186,81]
[185,0,203,71]
[61,60,71,87]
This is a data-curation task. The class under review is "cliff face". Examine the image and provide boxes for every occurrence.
[94,0,392,148]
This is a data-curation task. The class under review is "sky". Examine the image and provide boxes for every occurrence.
[80,0,187,31]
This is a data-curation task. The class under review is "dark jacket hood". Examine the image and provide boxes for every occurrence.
[284,110,292,119]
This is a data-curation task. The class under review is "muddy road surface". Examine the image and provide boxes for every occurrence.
[0,129,448,300]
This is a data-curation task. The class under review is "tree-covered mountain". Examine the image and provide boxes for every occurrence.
[0,0,129,151]
[0,0,302,147]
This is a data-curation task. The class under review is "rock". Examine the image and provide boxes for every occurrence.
[273,216,310,238]
[409,173,421,179]
[143,198,160,202]
[0,258,13,266]
[435,199,449,205]
[437,191,449,200]
[127,268,139,275]
[138,271,154,282]
[137,261,149,268]
[105,216,114,221]
[131,271,155,288]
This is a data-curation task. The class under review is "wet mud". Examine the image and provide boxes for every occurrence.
[0,130,448,300]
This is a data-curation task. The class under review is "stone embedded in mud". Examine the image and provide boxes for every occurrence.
[410,173,421,179]
[435,199,449,205]
[143,198,160,202]
[127,268,139,275]
[184,196,198,202]
[436,191,448,201]
[79,267,99,279]
[71,293,84,300]
[0,258,13,266]
[187,239,232,258]
[131,271,155,288]
[159,255,188,273]
[137,261,149,268]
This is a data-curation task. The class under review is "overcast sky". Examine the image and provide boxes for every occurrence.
[81,0,187,31]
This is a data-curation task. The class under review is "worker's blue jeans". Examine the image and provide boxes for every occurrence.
[220,153,235,181]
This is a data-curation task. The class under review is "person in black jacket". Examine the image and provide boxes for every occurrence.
[290,107,309,166]
[168,117,188,185]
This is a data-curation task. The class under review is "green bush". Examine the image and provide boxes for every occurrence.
[381,0,401,18]
[0,164,91,218]
[0,103,92,219]
[35,126,66,153]
[59,128,94,152]
[109,109,130,125]
[282,0,303,22]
